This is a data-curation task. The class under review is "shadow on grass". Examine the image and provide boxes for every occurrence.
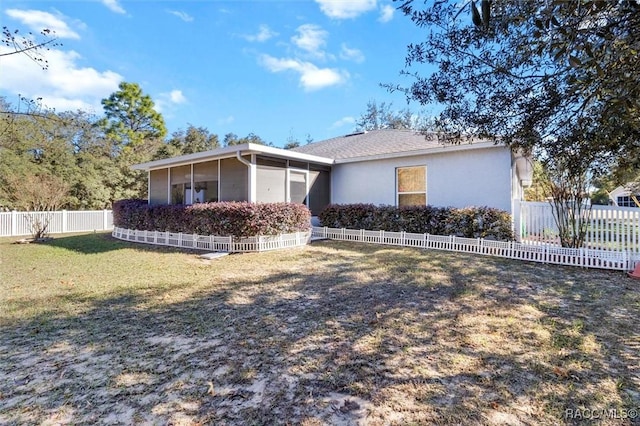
[1,240,638,425]
[42,232,211,255]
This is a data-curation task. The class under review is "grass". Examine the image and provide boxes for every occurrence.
[1,232,639,425]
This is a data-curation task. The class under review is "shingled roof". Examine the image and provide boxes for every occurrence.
[291,129,491,162]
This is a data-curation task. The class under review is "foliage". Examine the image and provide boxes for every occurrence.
[3,172,69,240]
[223,132,273,147]
[100,82,167,148]
[392,0,640,174]
[155,124,220,159]
[541,161,593,248]
[523,161,549,202]
[319,203,513,241]
[112,199,311,238]
[356,99,433,132]
[99,82,168,200]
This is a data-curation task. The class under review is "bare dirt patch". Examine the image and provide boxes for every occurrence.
[1,234,639,425]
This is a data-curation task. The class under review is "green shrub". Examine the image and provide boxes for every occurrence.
[318,204,514,241]
[112,200,311,238]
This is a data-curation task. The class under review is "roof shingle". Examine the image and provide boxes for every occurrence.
[292,129,459,160]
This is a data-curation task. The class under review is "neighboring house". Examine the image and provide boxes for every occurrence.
[132,129,533,218]
[609,184,640,207]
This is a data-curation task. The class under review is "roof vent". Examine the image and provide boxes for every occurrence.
[344,130,367,137]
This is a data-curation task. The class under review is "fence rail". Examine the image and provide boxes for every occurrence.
[112,227,311,253]
[519,202,640,253]
[0,210,113,237]
[312,226,639,272]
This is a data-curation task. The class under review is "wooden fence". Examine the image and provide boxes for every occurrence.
[311,226,639,272]
[112,227,311,253]
[518,202,640,253]
[0,210,113,237]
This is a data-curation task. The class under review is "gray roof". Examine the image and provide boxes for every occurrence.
[291,129,488,161]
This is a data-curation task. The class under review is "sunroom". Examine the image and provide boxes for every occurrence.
[132,143,334,216]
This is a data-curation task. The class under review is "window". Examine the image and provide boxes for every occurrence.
[618,196,640,208]
[193,161,219,203]
[397,166,426,206]
[170,165,191,205]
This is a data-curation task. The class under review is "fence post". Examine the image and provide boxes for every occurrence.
[11,210,17,236]
[103,210,109,230]
[61,210,67,233]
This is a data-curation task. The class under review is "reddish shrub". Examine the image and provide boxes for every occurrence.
[318,204,514,241]
[112,200,311,238]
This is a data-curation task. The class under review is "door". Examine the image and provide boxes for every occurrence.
[289,170,308,205]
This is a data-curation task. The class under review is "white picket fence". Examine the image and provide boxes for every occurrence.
[112,227,311,253]
[0,210,113,237]
[311,226,639,272]
[518,202,640,253]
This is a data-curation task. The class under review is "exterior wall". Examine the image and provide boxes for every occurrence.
[220,157,248,202]
[331,147,513,212]
[149,169,168,205]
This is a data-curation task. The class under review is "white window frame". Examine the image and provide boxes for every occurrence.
[396,165,427,207]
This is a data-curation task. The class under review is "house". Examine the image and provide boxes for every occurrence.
[132,129,533,218]
[609,184,640,207]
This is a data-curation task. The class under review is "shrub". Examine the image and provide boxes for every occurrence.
[112,200,311,238]
[318,204,514,241]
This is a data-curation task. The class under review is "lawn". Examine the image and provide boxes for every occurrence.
[0,232,639,425]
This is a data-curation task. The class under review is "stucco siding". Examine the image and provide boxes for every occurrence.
[331,147,513,212]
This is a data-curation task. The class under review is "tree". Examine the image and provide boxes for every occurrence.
[223,132,271,147]
[357,100,410,131]
[100,82,167,151]
[523,161,548,202]
[393,0,639,165]
[157,124,219,159]
[1,26,61,70]
[100,82,167,200]
[356,100,433,132]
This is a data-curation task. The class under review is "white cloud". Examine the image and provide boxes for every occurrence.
[340,44,365,63]
[242,25,278,42]
[315,0,377,19]
[168,10,194,22]
[169,90,187,104]
[5,9,80,39]
[156,90,188,113]
[378,4,394,23]
[0,45,122,113]
[102,0,126,14]
[291,24,328,58]
[331,116,356,128]
[259,54,348,91]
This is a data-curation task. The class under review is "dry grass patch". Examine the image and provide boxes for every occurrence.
[0,232,639,425]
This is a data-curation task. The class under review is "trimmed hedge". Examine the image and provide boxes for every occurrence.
[318,203,514,241]
[112,199,311,238]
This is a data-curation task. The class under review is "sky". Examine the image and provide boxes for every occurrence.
[0,0,434,148]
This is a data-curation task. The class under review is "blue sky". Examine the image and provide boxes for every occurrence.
[0,0,433,147]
